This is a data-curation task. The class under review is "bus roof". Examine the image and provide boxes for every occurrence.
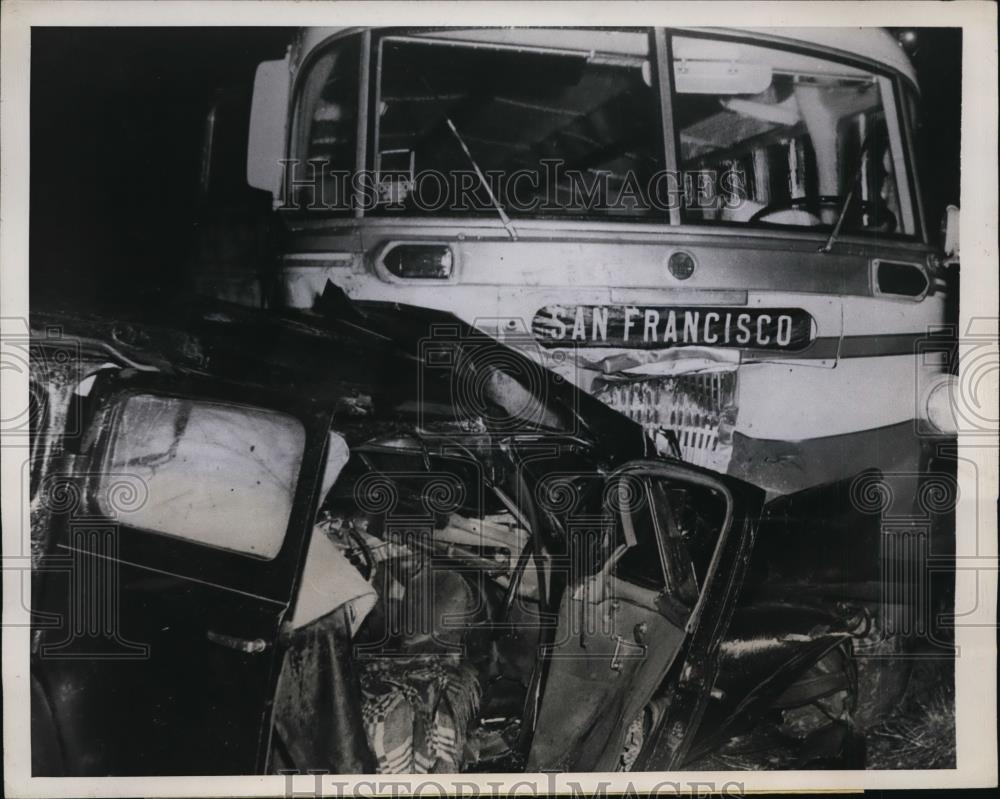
[296,26,917,87]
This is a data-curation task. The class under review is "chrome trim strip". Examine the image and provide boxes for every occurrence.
[283,215,932,253]
[354,30,371,220]
[654,28,680,226]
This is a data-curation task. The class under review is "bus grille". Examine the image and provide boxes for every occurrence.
[593,371,738,472]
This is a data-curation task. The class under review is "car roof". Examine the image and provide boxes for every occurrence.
[30,291,650,459]
[30,295,420,402]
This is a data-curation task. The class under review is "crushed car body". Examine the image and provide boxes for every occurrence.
[30,286,878,775]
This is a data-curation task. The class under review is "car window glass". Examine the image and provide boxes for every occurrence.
[96,394,305,559]
[610,480,666,590]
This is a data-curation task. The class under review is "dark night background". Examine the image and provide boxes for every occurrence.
[29,27,962,307]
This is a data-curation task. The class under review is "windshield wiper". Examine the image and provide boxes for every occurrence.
[819,133,873,254]
[419,76,518,241]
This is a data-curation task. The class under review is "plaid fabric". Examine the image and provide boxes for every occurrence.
[360,655,481,773]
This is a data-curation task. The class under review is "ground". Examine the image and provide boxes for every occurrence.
[866,656,955,769]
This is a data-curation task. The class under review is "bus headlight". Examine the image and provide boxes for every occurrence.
[921,374,960,435]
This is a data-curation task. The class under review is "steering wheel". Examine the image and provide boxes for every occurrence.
[749,195,898,233]
[346,525,377,581]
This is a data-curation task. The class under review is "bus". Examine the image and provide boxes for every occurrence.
[208,27,959,510]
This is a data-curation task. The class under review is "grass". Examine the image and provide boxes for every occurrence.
[865,657,956,769]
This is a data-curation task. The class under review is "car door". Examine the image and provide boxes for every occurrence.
[31,368,332,776]
[527,461,762,772]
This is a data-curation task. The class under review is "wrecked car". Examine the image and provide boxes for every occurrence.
[30,288,876,776]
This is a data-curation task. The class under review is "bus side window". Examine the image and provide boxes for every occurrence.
[290,35,361,211]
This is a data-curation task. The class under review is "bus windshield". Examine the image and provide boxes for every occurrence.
[370,30,665,222]
[670,34,915,235]
[292,28,917,236]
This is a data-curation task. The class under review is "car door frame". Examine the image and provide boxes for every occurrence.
[620,459,764,770]
[31,366,334,775]
[527,458,763,770]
